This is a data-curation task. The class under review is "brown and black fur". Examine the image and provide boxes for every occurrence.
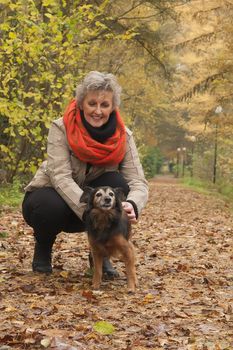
[80,186,137,292]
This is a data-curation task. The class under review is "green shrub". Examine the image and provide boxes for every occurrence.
[140,146,163,179]
[0,178,24,207]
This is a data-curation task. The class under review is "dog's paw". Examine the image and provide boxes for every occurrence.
[127,288,136,294]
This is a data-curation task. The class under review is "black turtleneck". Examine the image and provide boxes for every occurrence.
[80,110,117,143]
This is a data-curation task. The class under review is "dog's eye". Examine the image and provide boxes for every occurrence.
[96,192,102,197]
[109,192,114,197]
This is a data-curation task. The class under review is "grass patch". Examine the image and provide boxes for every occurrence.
[181,177,214,195]
[0,231,8,238]
[181,176,233,209]
[217,182,233,201]
[0,179,24,207]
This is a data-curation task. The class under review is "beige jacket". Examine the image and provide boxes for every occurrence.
[25,118,148,219]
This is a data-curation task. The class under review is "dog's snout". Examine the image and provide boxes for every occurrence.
[104,197,111,204]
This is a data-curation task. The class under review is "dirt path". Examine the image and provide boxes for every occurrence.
[0,180,232,349]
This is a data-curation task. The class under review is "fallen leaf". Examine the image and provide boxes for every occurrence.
[41,337,51,348]
[93,321,115,335]
[82,289,97,301]
[60,271,69,278]
[50,337,79,349]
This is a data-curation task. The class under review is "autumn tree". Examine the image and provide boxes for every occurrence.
[0,0,95,180]
[169,0,233,183]
[0,0,186,181]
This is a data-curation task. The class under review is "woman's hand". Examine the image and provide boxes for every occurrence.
[122,201,137,224]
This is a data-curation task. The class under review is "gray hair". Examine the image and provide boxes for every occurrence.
[75,71,122,108]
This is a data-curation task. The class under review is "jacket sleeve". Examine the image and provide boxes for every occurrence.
[46,121,86,220]
[120,131,148,215]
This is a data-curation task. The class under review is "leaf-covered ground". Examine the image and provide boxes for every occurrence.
[0,178,232,350]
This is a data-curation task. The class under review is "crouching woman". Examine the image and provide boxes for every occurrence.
[22,71,148,276]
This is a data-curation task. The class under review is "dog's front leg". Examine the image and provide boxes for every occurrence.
[92,250,103,290]
[124,241,137,293]
[115,236,137,293]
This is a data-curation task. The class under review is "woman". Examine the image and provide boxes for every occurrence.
[22,71,148,276]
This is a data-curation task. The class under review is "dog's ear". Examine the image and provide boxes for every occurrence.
[114,187,126,201]
[80,186,94,203]
[114,187,126,206]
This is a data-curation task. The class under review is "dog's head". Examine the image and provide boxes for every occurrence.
[80,186,125,211]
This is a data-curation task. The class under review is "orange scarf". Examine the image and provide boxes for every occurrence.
[63,99,126,166]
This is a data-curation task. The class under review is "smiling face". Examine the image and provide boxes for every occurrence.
[81,90,114,128]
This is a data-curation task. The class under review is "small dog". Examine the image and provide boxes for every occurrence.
[80,186,137,293]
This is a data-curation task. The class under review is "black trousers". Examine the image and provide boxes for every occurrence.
[22,172,129,245]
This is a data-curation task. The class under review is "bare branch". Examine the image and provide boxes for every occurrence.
[118,14,160,21]
[168,31,219,51]
[116,1,145,19]
[135,37,169,78]
[193,6,222,18]
[176,72,226,102]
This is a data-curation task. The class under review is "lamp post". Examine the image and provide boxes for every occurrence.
[213,105,222,184]
[182,147,186,177]
[176,147,186,177]
[176,148,181,177]
[190,136,196,177]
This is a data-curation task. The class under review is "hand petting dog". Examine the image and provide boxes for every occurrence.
[122,202,137,224]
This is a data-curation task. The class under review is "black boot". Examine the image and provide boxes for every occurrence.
[88,253,119,279]
[32,241,53,273]
[103,257,120,279]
